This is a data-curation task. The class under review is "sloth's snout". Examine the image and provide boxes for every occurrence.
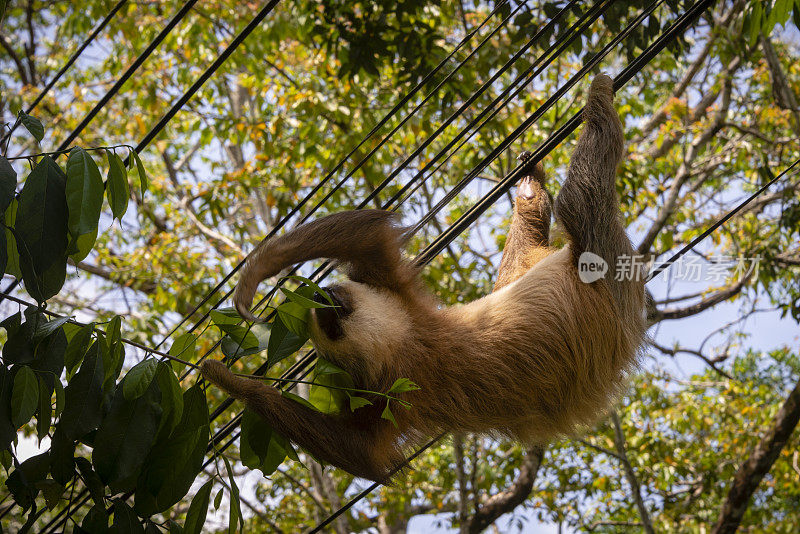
[312,286,352,341]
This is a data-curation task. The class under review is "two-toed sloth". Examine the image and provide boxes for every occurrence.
[201,74,646,482]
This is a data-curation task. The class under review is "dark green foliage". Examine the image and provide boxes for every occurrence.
[93,376,162,493]
[134,385,209,516]
[59,341,105,441]
[240,408,289,476]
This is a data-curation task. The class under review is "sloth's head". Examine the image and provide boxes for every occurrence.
[308,280,413,367]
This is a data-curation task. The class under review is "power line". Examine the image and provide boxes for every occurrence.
[309,0,719,529]
[173,0,584,382]
[34,2,574,528]
[182,0,610,482]
[646,156,800,282]
[55,0,200,151]
[0,0,129,144]
[149,0,515,354]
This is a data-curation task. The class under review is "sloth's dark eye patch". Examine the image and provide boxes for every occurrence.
[313,286,353,340]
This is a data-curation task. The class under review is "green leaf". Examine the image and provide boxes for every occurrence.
[30,323,67,393]
[4,198,20,277]
[36,376,51,442]
[93,374,162,493]
[32,315,69,341]
[0,222,7,276]
[0,366,18,449]
[1,311,31,365]
[240,409,288,476]
[266,315,307,368]
[64,321,94,379]
[282,275,335,305]
[168,332,196,374]
[37,478,65,510]
[223,456,244,534]
[0,155,16,214]
[154,362,184,439]
[314,358,347,376]
[14,155,68,302]
[76,456,106,507]
[348,395,373,411]
[134,385,210,516]
[69,226,98,262]
[53,379,64,418]
[81,502,110,533]
[49,427,75,486]
[123,359,158,401]
[112,499,144,534]
[19,111,44,142]
[276,301,308,336]
[131,150,148,198]
[381,403,398,428]
[6,452,50,512]
[106,315,121,351]
[59,341,105,440]
[387,377,421,394]
[280,286,333,308]
[214,488,224,510]
[11,366,38,428]
[184,479,213,534]
[106,150,129,220]
[65,147,104,240]
[309,359,352,414]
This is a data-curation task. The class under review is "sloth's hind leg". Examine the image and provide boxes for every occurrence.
[495,158,553,291]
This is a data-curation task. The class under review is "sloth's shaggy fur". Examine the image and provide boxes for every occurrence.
[201,75,646,482]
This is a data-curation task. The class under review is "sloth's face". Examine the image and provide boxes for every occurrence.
[308,281,411,365]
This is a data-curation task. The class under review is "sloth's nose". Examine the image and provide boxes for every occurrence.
[313,286,336,306]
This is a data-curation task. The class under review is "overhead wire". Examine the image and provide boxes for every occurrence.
[310,0,721,530]
[54,0,201,151]
[175,0,584,383]
[0,0,129,144]
[149,0,515,353]
[177,0,610,481]
[4,0,287,528]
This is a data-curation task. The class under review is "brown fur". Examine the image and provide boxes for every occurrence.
[201,75,647,482]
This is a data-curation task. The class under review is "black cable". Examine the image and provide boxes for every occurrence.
[383,0,606,209]
[646,155,800,282]
[308,0,717,529]
[0,0,129,144]
[309,436,444,534]
[54,0,200,151]
[176,0,584,387]
[125,0,279,165]
[31,2,287,530]
[150,0,513,352]
[174,0,582,380]
[187,0,606,463]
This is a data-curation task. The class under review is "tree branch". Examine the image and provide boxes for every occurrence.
[655,273,751,321]
[611,412,655,534]
[760,33,800,136]
[466,447,544,534]
[712,377,800,534]
[0,32,31,86]
[648,339,732,379]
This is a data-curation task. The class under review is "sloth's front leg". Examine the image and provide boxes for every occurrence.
[494,154,554,291]
[201,360,403,481]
